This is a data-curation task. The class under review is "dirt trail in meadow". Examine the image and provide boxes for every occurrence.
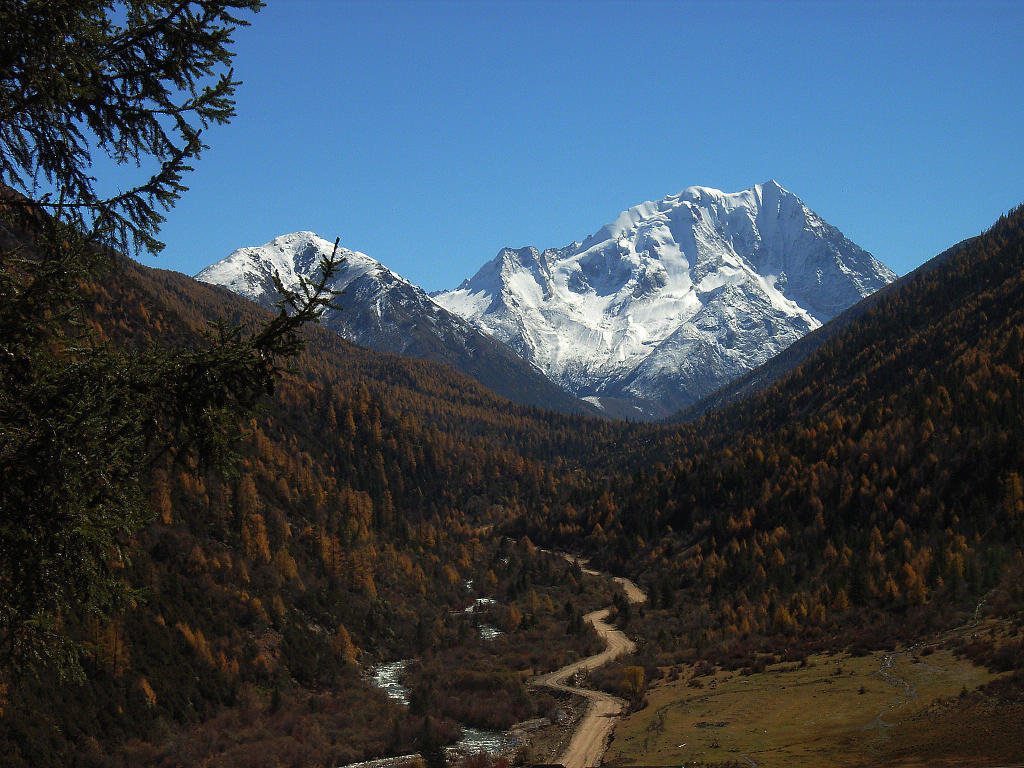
[532,555,646,768]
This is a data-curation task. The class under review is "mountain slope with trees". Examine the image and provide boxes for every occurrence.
[0,237,628,766]
[0,1,622,763]
[517,202,1024,666]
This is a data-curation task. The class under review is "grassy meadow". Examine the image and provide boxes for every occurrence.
[605,622,1022,767]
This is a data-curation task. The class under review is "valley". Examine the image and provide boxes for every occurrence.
[3,195,1023,766]
[2,6,1023,763]
[530,559,646,768]
[350,554,651,768]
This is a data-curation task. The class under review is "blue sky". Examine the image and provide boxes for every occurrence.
[138,0,1023,292]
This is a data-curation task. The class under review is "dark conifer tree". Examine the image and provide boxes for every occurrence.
[0,0,343,677]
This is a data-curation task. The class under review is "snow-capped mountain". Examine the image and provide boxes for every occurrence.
[435,181,896,418]
[196,232,597,416]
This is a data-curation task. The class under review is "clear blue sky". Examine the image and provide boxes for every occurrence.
[137,0,1023,292]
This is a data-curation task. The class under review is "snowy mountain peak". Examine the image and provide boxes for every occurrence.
[436,181,896,417]
[195,232,414,309]
[196,232,597,416]
[198,182,895,420]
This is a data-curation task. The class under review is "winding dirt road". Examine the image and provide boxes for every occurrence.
[533,556,647,768]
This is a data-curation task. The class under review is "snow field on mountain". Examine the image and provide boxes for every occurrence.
[435,181,894,413]
[198,182,895,417]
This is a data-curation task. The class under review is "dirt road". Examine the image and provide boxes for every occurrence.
[533,557,647,768]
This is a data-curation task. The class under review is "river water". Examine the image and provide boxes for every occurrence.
[463,596,502,641]
[369,660,412,704]
[366,660,518,755]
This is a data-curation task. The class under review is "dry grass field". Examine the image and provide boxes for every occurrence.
[604,632,1022,768]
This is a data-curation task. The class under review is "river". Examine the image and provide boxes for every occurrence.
[366,658,519,756]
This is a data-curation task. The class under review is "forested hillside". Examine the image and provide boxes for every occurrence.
[7,3,1020,766]
[516,203,1024,665]
[5,199,1024,766]
[0,242,626,766]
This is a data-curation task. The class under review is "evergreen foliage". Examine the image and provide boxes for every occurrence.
[0,0,352,679]
[0,0,262,254]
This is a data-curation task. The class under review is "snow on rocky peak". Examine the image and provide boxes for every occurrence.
[195,231,406,309]
[195,232,599,416]
[435,181,896,418]
[195,231,470,351]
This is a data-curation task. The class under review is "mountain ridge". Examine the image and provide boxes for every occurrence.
[197,232,601,417]
[198,183,895,420]
[678,232,982,422]
[436,181,896,417]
